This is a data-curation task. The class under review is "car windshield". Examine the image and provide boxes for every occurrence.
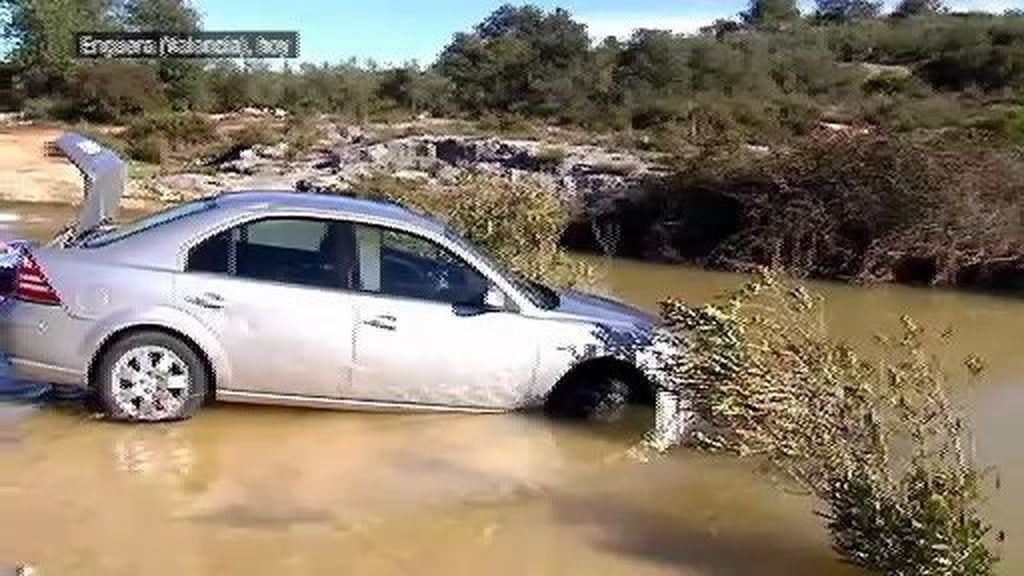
[442,227,560,310]
[79,199,215,248]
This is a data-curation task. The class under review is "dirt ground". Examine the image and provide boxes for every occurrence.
[0,125,83,206]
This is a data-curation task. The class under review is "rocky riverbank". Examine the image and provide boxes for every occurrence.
[126,121,671,210]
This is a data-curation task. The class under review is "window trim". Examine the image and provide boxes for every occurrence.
[180,211,526,311]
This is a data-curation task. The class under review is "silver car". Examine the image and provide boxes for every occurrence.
[0,133,657,422]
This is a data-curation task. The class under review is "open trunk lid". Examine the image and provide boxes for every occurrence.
[52,132,126,243]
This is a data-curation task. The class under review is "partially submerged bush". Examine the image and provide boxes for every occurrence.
[650,269,999,575]
[357,173,592,288]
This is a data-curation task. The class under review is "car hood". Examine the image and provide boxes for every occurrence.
[54,132,126,237]
[554,289,658,330]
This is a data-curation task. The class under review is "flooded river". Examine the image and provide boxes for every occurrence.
[1,203,1022,575]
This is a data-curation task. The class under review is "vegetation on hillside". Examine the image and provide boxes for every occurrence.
[1,0,1022,144]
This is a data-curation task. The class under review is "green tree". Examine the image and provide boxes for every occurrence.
[892,0,946,17]
[1,0,118,94]
[436,4,592,119]
[118,0,199,29]
[119,0,205,110]
[378,65,453,115]
[815,0,883,21]
[740,0,801,28]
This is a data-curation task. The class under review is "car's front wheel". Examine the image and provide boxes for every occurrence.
[96,331,208,422]
[545,374,632,422]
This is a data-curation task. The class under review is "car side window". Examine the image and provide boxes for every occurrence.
[352,224,490,304]
[186,217,360,289]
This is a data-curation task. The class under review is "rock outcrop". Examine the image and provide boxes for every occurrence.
[138,126,671,209]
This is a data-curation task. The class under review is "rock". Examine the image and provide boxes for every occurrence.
[158,173,227,197]
[312,151,342,171]
[393,169,430,181]
[255,142,290,160]
[359,143,390,164]
[342,125,365,143]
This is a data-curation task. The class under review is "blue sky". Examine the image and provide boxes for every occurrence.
[2,0,1011,65]
[195,0,1020,65]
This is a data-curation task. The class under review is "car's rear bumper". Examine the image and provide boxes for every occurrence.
[0,298,87,386]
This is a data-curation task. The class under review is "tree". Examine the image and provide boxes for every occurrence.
[0,0,119,94]
[118,0,200,30]
[892,0,946,17]
[700,18,745,39]
[814,0,883,21]
[119,0,205,110]
[436,4,592,119]
[741,0,801,28]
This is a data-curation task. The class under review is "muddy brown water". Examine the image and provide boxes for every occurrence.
[1,202,1022,575]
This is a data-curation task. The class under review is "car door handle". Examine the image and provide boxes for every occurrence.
[184,292,226,309]
[362,315,396,331]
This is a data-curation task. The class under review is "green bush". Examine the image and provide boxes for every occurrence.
[596,132,1024,288]
[282,113,326,158]
[123,112,215,147]
[476,113,536,137]
[126,134,167,164]
[534,146,568,171]
[650,270,999,575]
[65,62,168,122]
[356,173,593,288]
[225,121,282,149]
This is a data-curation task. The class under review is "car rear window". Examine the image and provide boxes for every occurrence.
[80,199,215,248]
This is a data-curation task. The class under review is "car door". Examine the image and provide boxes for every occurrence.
[344,223,540,410]
[175,216,359,398]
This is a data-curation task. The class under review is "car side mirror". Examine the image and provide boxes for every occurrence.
[482,286,507,311]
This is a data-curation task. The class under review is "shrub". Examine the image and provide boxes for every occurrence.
[225,121,281,149]
[356,173,593,288]
[121,112,217,161]
[593,132,1024,289]
[971,107,1024,148]
[476,113,536,137]
[20,97,63,120]
[282,113,326,159]
[126,134,167,164]
[649,269,999,575]
[533,146,567,171]
[65,62,168,122]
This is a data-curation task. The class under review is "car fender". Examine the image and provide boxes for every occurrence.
[79,305,232,389]
[533,319,653,398]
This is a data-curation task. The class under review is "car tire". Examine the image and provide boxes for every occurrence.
[546,374,632,422]
[96,331,208,422]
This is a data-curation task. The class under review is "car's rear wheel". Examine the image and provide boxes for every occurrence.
[96,331,207,422]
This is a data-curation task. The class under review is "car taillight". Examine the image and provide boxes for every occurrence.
[15,252,62,306]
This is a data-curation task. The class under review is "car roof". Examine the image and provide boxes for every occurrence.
[212,190,445,233]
